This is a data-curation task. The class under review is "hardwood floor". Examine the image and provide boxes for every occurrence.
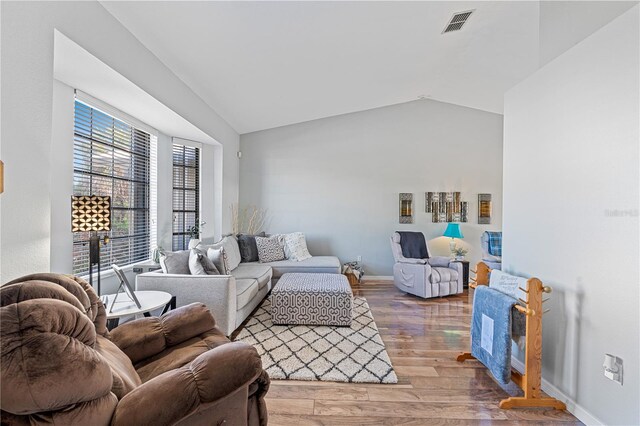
[260,280,582,425]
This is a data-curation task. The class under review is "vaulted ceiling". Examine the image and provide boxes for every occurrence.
[100,1,630,134]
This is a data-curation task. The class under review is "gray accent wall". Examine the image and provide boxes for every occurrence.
[503,6,639,425]
[240,99,503,276]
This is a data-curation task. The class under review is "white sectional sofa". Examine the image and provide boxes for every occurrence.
[136,237,341,336]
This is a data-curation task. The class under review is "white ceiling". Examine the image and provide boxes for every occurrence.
[102,1,541,134]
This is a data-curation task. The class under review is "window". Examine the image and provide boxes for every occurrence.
[73,99,154,275]
[172,143,200,250]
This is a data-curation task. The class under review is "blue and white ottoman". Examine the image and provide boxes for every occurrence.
[271,273,353,326]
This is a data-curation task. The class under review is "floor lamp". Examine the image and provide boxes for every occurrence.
[72,195,111,295]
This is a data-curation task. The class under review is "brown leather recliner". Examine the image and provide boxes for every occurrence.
[0,273,270,425]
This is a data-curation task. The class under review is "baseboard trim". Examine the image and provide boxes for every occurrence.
[511,357,603,425]
[362,275,393,281]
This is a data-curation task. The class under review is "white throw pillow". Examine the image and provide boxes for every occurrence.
[255,236,286,263]
[189,249,220,275]
[203,236,241,271]
[283,232,312,262]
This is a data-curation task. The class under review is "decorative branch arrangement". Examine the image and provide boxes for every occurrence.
[231,204,268,235]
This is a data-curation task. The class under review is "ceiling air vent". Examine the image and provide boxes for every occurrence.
[442,10,474,34]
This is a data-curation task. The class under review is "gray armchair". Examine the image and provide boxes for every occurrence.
[390,232,463,299]
[481,231,502,270]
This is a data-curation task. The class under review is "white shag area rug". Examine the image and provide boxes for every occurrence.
[235,297,398,384]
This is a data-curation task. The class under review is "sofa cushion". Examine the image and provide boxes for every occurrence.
[260,256,341,278]
[430,267,459,283]
[255,236,286,263]
[236,279,259,310]
[231,264,272,290]
[237,232,266,263]
[283,232,312,261]
[133,328,229,383]
[160,250,191,275]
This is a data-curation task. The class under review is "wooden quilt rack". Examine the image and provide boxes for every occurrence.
[457,266,566,410]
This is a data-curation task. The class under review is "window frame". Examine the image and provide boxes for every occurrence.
[172,140,201,251]
[72,95,157,276]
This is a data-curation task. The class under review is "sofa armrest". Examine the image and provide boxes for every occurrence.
[111,342,265,426]
[110,303,217,363]
[136,272,237,337]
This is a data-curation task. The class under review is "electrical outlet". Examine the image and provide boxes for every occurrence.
[356,255,362,262]
[603,354,623,385]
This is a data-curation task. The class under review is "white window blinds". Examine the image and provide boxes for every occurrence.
[73,99,154,274]
[172,143,200,250]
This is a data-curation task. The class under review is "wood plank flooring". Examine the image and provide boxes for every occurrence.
[247,280,582,425]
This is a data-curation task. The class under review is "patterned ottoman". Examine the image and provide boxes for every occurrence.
[271,273,353,326]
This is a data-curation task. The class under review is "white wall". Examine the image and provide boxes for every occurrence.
[50,80,76,275]
[539,1,637,66]
[503,6,639,425]
[0,1,240,283]
[240,100,503,276]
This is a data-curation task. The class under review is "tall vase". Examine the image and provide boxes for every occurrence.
[188,238,200,249]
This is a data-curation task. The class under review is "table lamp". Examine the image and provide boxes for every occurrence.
[443,223,463,256]
[72,195,111,294]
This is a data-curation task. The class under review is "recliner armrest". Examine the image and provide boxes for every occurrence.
[110,303,216,364]
[427,256,452,267]
[398,258,427,265]
[111,342,266,426]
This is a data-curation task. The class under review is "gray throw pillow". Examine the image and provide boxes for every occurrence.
[189,249,220,275]
[203,236,241,271]
[159,250,191,275]
[207,247,230,275]
[255,236,286,263]
[237,232,266,263]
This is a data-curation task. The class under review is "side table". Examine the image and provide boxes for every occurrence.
[104,290,175,330]
[454,260,470,289]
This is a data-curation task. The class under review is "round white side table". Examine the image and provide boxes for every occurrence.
[104,290,175,329]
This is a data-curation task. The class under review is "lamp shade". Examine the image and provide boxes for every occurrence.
[443,223,463,239]
[71,195,111,232]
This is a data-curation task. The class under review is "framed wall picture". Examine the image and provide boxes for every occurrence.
[399,193,413,223]
[478,193,492,224]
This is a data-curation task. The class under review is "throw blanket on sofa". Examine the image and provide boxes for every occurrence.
[487,231,502,257]
[471,285,517,384]
[396,232,429,259]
